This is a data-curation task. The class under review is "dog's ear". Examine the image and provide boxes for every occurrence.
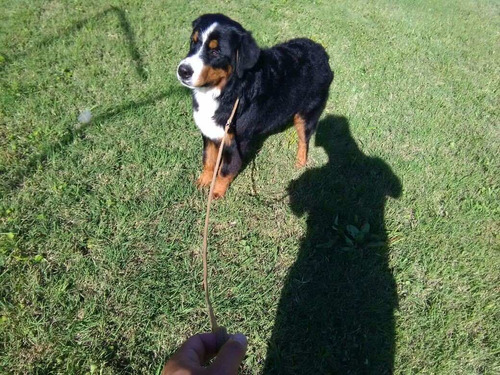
[236,32,260,78]
[192,16,202,30]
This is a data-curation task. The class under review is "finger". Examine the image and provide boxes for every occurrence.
[209,333,247,375]
[177,333,218,364]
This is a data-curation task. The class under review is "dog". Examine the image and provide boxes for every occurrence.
[177,14,333,198]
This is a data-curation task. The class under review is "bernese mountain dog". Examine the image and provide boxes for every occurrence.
[177,13,333,198]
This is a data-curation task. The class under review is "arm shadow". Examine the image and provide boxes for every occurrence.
[1,6,148,80]
[263,115,402,374]
[1,86,187,197]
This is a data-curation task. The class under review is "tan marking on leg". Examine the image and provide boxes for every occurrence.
[294,114,308,168]
[210,132,236,198]
[197,140,219,187]
[223,130,234,147]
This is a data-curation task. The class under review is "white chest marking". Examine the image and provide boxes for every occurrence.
[193,87,224,140]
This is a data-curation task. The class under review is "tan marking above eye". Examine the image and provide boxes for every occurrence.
[209,39,218,49]
[192,31,199,43]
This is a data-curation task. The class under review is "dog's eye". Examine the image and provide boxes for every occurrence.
[209,49,220,57]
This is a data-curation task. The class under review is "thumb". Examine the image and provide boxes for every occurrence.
[209,333,247,375]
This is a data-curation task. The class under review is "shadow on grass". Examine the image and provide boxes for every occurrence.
[0,5,186,197]
[263,115,402,374]
[1,6,148,80]
[0,86,186,197]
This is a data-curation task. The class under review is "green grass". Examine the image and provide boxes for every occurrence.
[1,0,499,374]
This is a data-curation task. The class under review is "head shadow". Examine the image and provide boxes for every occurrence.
[263,115,402,374]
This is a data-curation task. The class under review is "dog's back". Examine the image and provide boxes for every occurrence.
[241,38,333,136]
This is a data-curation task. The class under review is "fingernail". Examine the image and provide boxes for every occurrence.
[231,333,247,347]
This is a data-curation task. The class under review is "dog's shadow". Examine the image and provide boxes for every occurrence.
[262,115,402,374]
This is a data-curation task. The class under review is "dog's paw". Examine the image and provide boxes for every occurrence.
[213,190,226,199]
[196,170,213,188]
[295,159,307,168]
[213,184,227,199]
[212,175,232,199]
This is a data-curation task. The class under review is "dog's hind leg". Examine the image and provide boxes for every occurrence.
[294,96,329,167]
[294,111,322,168]
[293,114,309,168]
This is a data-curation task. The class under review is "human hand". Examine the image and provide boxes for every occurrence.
[162,332,247,375]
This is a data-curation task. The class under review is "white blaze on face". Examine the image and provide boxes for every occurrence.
[177,22,224,140]
[177,23,218,88]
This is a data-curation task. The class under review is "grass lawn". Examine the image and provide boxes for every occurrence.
[1,0,499,373]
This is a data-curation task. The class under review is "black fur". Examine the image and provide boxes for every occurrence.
[180,13,334,195]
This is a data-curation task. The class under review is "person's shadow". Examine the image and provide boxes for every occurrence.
[263,115,402,374]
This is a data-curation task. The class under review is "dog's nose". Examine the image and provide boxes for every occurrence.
[178,64,193,80]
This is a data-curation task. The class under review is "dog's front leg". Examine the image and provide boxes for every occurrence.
[213,134,241,198]
[197,136,219,187]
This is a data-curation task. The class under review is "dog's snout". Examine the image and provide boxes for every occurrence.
[178,64,193,80]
